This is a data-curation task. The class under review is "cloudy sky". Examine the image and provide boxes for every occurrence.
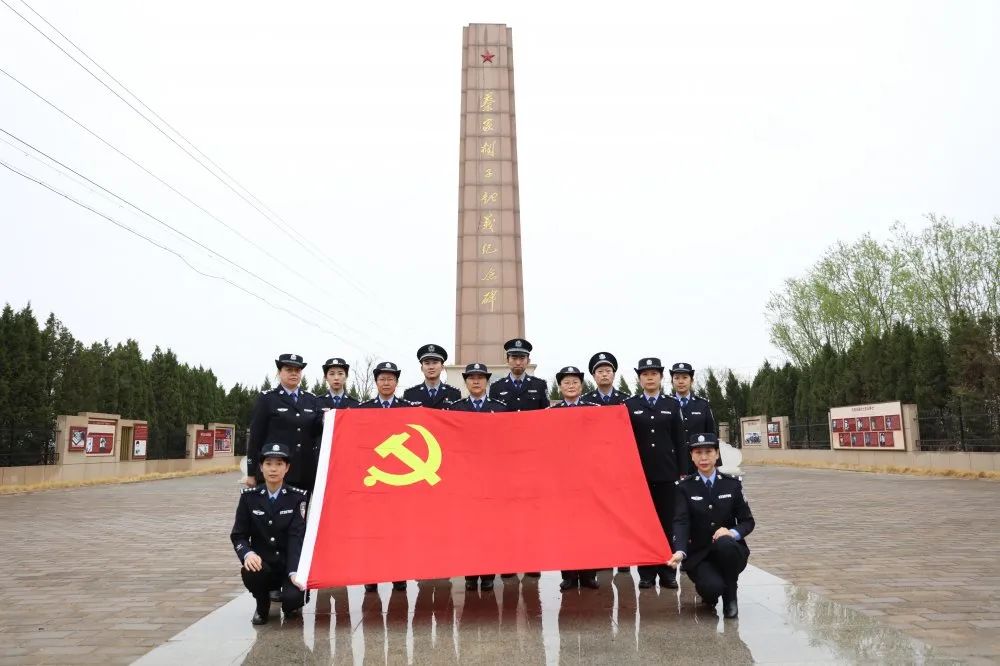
[2,1,997,390]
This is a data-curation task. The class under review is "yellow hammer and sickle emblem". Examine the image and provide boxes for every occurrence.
[364,424,442,487]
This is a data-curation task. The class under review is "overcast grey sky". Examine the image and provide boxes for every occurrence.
[2,1,998,390]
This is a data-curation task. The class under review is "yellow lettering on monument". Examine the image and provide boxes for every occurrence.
[481,117,495,133]
[483,167,495,179]
[480,212,496,231]
[480,242,498,256]
[481,289,498,312]
[479,191,499,205]
[480,91,496,112]
[480,140,496,158]
[480,266,498,282]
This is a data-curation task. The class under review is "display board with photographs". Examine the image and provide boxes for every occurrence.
[830,401,903,450]
[195,429,214,459]
[68,426,87,452]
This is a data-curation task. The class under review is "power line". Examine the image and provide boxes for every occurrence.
[2,0,376,299]
[0,157,365,347]
[0,66,384,331]
[0,132,386,348]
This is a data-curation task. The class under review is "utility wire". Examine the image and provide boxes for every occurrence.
[0,131,386,348]
[0,67,384,331]
[0,157,367,349]
[2,0,376,299]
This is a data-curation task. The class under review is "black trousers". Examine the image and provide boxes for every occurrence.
[560,569,597,583]
[685,536,748,602]
[241,560,306,613]
[465,574,497,584]
[638,480,676,582]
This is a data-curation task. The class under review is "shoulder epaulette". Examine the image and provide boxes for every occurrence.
[286,485,308,496]
[301,390,315,396]
[241,486,256,494]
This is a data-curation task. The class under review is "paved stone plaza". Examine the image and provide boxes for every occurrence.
[0,467,997,664]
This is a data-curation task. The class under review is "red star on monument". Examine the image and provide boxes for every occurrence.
[481,50,495,64]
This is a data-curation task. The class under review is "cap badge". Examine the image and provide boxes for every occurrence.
[646,359,653,365]
[697,435,706,443]
[272,444,280,451]
[428,345,436,352]
[599,354,606,360]
[290,354,298,361]
[384,363,391,368]
[515,340,523,348]
[569,367,576,372]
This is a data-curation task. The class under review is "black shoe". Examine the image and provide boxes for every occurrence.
[559,578,577,591]
[701,596,719,607]
[660,576,678,589]
[364,583,378,593]
[723,597,738,618]
[283,608,301,619]
[616,567,631,574]
[252,600,270,625]
[638,578,655,589]
[526,572,541,578]
[252,610,268,625]
[392,581,407,592]
[500,573,516,579]
[480,579,494,591]
[580,577,600,589]
[465,580,478,591]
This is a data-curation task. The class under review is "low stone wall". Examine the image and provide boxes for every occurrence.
[0,456,237,487]
[741,447,1000,473]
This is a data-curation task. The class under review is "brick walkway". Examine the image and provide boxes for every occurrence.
[1,467,998,664]
[746,465,1000,664]
[0,473,245,665]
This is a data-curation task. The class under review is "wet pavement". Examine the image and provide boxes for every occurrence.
[137,566,953,665]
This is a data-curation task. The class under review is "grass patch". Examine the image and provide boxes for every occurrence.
[745,459,1000,480]
[0,466,240,495]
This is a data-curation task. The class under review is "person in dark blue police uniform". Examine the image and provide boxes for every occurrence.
[245,354,322,492]
[670,362,718,472]
[447,362,507,590]
[550,365,601,590]
[623,357,685,589]
[583,352,627,405]
[403,344,462,408]
[489,338,548,579]
[357,361,416,593]
[668,433,755,619]
[231,443,308,625]
[488,338,549,412]
[317,357,360,411]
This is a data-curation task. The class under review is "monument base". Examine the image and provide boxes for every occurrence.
[444,364,538,398]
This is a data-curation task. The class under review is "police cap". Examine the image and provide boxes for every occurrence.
[670,362,695,376]
[275,353,307,370]
[556,366,585,383]
[462,362,492,380]
[373,361,401,379]
[588,352,618,374]
[417,344,448,363]
[260,442,291,461]
[634,357,665,374]
[504,338,533,356]
[322,357,350,373]
[688,433,720,450]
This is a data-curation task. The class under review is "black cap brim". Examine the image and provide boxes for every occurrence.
[276,360,307,370]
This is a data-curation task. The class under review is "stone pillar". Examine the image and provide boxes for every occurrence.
[453,23,525,368]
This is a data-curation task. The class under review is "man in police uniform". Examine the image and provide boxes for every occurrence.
[668,433,755,618]
[583,352,627,405]
[623,357,686,589]
[318,357,360,410]
[550,366,601,590]
[448,362,507,590]
[246,354,322,492]
[358,361,415,592]
[231,443,308,624]
[488,338,549,411]
[403,344,462,408]
[670,362,718,468]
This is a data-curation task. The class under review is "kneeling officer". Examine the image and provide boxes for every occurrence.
[668,433,755,619]
[231,443,308,624]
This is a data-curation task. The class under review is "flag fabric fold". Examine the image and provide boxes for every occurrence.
[296,406,670,588]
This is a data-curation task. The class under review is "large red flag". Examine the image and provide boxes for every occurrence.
[296,406,669,588]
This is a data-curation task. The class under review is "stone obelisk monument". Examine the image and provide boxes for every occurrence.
[447,24,526,386]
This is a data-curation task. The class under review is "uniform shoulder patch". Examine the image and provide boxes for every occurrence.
[240,486,256,494]
[287,485,308,496]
